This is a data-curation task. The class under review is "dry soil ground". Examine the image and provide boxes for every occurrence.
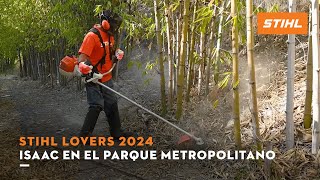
[1,37,319,179]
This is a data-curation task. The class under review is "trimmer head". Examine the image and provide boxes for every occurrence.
[95,80,205,147]
[195,137,204,145]
[177,134,204,146]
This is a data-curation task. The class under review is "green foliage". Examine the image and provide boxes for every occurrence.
[170,0,180,12]
[193,52,202,65]
[145,61,157,71]
[127,60,135,69]
[144,78,152,86]
[222,0,280,46]
[142,59,158,78]
[195,6,214,32]
[208,0,219,7]
[220,49,232,65]
[236,0,247,45]
[218,72,231,89]
[212,100,219,108]
[0,0,158,71]
[268,4,279,12]
[127,60,142,70]
[253,5,266,13]
[1,0,96,56]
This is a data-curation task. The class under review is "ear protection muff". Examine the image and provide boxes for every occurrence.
[101,20,110,30]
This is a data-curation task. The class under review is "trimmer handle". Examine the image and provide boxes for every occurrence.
[85,63,117,83]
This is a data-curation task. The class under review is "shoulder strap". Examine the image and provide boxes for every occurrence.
[89,28,106,68]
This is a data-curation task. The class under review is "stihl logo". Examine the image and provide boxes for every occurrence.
[263,19,302,28]
[257,13,308,35]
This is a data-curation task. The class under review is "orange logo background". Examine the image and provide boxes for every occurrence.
[257,13,308,35]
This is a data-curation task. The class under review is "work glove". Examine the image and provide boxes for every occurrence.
[91,73,103,83]
[79,62,93,75]
[115,49,124,60]
[93,73,103,79]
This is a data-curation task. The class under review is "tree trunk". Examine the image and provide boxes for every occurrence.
[197,31,206,95]
[193,37,200,86]
[31,48,37,80]
[164,0,174,109]
[41,52,45,83]
[171,15,176,96]
[311,0,320,154]
[304,16,313,129]
[286,0,296,149]
[176,0,190,120]
[18,49,23,78]
[22,53,28,78]
[205,18,215,96]
[49,48,54,88]
[37,52,42,83]
[186,0,198,102]
[55,46,60,84]
[232,0,241,149]
[214,2,225,84]
[247,0,262,150]
[28,49,32,78]
[29,49,33,79]
[154,0,167,115]
[47,50,51,81]
[58,39,66,86]
[175,13,180,96]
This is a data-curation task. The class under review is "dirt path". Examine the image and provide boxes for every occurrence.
[0,75,137,179]
[1,41,308,179]
[0,71,216,179]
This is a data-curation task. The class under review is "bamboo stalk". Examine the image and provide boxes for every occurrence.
[286,0,296,149]
[304,12,313,129]
[164,0,174,109]
[247,0,262,150]
[176,0,190,120]
[154,0,167,115]
[175,10,181,96]
[231,0,241,149]
[197,31,206,95]
[186,0,198,102]
[172,14,176,96]
[311,0,320,154]
[205,18,215,96]
[214,2,225,85]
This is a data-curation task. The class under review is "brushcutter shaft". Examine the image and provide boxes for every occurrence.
[84,63,203,145]
[96,81,203,144]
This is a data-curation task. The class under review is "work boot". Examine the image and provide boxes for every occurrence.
[106,103,136,139]
[112,129,137,143]
[79,107,101,137]
[113,129,136,138]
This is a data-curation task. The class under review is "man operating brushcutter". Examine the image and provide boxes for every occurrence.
[77,10,132,139]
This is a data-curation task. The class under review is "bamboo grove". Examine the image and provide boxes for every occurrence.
[0,0,319,153]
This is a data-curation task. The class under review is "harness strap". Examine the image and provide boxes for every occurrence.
[89,28,112,69]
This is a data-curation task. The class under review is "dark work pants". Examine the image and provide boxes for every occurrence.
[80,79,122,137]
